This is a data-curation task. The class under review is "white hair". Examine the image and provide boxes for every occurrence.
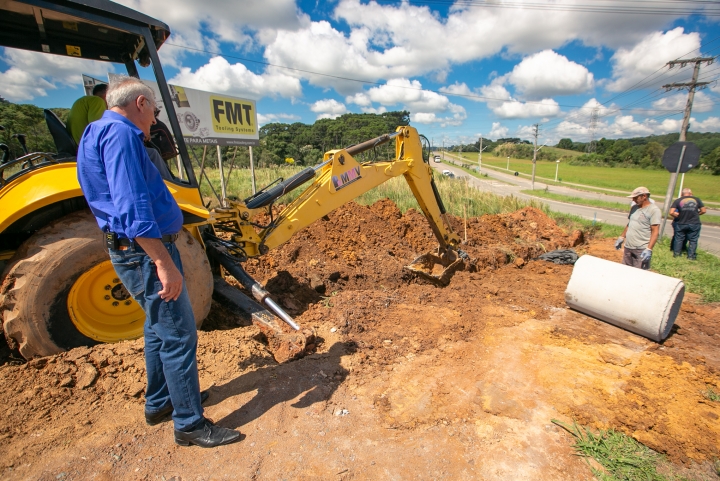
[106,76,155,109]
[681,188,692,196]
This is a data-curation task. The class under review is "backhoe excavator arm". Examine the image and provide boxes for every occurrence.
[244,126,460,254]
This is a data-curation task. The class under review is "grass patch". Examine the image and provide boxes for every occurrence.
[521,189,629,212]
[703,387,720,402]
[652,237,720,303]
[552,419,700,481]
[522,190,720,226]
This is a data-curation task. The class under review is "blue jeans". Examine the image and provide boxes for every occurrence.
[109,242,204,431]
[673,223,701,259]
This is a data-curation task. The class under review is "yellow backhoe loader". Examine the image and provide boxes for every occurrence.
[0,0,464,361]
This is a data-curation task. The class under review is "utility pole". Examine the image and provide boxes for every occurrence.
[531,124,539,190]
[478,135,483,173]
[659,56,714,236]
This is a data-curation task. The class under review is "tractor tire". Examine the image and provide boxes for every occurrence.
[0,210,212,359]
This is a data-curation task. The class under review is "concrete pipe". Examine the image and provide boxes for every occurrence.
[564,255,684,342]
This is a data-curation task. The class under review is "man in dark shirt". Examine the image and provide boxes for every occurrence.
[669,188,706,260]
[77,76,240,448]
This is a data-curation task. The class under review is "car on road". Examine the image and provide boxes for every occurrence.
[442,169,455,178]
[434,155,441,163]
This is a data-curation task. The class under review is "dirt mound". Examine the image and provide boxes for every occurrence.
[244,201,572,303]
[0,201,718,480]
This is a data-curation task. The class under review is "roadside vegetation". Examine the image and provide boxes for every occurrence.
[519,190,720,226]
[551,420,715,481]
[201,165,547,218]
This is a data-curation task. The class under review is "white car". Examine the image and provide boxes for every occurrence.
[441,169,454,178]
[434,155,441,163]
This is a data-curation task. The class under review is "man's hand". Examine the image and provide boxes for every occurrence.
[135,237,184,302]
[640,248,652,262]
[615,236,624,250]
[155,260,183,301]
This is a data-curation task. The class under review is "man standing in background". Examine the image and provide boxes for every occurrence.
[669,188,706,260]
[615,186,662,270]
[66,83,108,144]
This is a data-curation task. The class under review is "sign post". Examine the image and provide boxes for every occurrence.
[659,141,700,238]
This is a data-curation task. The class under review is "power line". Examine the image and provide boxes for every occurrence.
[376,0,720,16]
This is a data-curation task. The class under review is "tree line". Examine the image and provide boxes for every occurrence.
[447,132,720,174]
[1,98,718,174]
[0,99,410,169]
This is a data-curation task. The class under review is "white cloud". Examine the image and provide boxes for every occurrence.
[439,83,473,98]
[606,28,701,92]
[480,77,560,119]
[169,56,301,100]
[310,99,347,119]
[507,50,594,98]
[255,0,678,96]
[489,122,509,139]
[651,91,713,113]
[257,112,301,125]
[0,48,112,102]
[117,0,300,46]
[345,79,465,125]
[692,116,720,132]
[546,109,720,144]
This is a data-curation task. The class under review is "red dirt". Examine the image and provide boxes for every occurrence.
[1,200,718,480]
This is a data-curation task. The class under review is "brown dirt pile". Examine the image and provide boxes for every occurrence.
[0,201,718,480]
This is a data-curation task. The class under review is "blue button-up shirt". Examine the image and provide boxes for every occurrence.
[77,111,183,239]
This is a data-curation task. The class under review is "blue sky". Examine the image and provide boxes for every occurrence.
[1,0,719,146]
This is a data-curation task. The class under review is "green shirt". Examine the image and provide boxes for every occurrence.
[66,96,106,144]
[625,203,662,249]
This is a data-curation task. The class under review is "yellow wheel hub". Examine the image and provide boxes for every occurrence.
[67,260,144,342]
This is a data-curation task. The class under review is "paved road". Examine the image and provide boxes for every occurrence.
[432,158,720,256]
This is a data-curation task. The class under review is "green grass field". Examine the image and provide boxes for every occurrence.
[456,153,720,203]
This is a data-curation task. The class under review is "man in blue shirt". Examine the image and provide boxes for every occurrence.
[77,76,240,448]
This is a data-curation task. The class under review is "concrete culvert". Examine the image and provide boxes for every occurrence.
[564,255,684,342]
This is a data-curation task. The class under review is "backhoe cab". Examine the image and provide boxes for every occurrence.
[0,0,464,361]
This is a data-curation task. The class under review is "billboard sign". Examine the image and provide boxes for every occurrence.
[104,74,259,146]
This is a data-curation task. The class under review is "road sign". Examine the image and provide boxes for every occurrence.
[662,141,700,173]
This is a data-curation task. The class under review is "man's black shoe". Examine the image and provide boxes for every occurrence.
[145,390,210,426]
[174,418,241,447]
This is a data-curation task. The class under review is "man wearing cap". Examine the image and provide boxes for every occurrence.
[615,187,662,269]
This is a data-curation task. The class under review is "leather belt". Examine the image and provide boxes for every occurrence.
[106,232,179,250]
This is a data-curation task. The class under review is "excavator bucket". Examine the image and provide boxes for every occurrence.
[405,249,465,287]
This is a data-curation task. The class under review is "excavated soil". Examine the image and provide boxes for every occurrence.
[1,200,718,481]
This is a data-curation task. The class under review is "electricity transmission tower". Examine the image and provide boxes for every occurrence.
[587,108,598,154]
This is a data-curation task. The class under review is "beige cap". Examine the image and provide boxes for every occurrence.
[627,186,650,198]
